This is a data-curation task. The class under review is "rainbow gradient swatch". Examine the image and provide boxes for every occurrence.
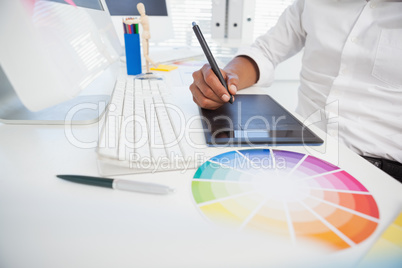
[192,149,380,250]
[358,211,402,267]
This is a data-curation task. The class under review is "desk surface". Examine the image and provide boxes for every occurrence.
[0,66,401,268]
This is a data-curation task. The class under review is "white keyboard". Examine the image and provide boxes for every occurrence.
[97,74,201,175]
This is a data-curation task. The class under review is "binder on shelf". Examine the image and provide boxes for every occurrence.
[227,0,242,39]
[211,0,227,39]
[241,0,256,42]
[211,0,256,43]
[227,0,255,41]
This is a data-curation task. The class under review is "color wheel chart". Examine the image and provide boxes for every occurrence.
[358,211,402,267]
[192,149,380,250]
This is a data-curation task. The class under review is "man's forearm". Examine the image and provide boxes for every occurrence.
[224,56,260,90]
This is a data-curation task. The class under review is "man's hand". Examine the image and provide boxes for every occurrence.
[189,64,238,110]
[189,56,259,110]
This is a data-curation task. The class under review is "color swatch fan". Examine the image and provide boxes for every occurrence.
[192,149,379,250]
[358,211,402,267]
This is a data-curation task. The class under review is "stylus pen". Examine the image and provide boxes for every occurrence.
[192,22,234,104]
[57,175,175,195]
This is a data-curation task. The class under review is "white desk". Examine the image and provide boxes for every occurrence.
[0,66,401,268]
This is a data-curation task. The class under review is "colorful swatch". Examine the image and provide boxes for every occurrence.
[358,211,402,267]
[192,149,380,250]
[64,0,77,7]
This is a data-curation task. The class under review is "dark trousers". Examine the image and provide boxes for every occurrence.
[362,156,402,184]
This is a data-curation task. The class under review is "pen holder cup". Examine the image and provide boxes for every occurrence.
[124,33,142,75]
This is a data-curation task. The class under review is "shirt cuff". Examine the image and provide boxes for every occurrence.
[235,47,275,87]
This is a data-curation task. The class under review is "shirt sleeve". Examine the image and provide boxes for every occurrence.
[236,0,306,86]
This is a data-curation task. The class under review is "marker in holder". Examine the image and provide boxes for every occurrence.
[124,33,142,75]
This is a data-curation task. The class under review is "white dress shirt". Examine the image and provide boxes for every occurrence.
[237,0,402,163]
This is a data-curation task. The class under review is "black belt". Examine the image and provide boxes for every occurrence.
[361,156,402,183]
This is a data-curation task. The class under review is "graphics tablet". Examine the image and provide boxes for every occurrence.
[200,94,323,146]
